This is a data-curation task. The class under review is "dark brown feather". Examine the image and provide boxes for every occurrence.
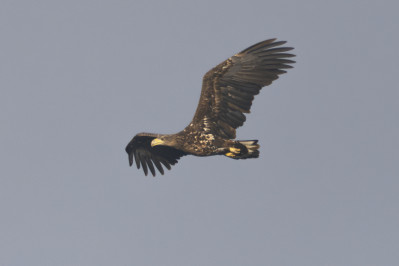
[191,39,295,139]
[125,133,186,176]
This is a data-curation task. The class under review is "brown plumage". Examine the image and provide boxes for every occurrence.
[126,38,295,176]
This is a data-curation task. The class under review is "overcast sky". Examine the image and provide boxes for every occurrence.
[1,1,398,265]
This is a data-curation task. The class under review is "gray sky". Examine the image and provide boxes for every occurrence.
[1,0,398,265]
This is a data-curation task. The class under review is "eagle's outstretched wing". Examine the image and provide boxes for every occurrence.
[191,39,295,139]
[125,133,187,176]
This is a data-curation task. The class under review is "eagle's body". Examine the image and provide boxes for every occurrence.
[126,39,295,176]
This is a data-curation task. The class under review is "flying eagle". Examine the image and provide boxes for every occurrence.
[126,38,295,176]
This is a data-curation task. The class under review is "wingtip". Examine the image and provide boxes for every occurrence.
[128,153,133,166]
[238,38,292,55]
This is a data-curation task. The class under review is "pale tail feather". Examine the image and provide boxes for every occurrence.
[238,140,260,158]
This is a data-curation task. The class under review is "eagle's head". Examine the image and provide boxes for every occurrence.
[151,135,178,148]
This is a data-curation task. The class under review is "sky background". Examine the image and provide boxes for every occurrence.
[1,0,398,265]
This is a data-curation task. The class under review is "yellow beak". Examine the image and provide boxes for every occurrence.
[151,138,165,147]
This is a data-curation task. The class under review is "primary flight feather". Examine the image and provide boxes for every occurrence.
[126,38,295,176]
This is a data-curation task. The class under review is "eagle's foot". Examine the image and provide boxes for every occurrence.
[225,147,242,158]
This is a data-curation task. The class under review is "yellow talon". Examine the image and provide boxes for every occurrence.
[229,147,241,154]
[225,152,236,157]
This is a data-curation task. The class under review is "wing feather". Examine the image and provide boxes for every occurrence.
[125,133,186,176]
[191,39,295,139]
[140,155,148,176]
[152,158,165,175]
[134,150,141,169]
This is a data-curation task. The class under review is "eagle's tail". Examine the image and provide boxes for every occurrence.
[225,140,260,159]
